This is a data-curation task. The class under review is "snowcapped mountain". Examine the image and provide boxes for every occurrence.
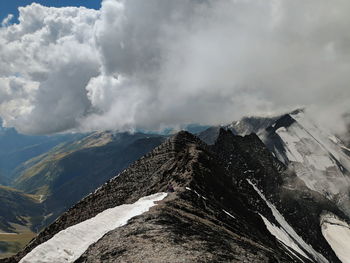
[200,110,350,218]
[3,129,349,262]
[260,110,350,218]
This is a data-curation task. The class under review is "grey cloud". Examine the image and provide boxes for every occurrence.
[0,0,349,134]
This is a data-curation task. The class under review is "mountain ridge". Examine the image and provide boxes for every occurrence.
[3,129,348,262]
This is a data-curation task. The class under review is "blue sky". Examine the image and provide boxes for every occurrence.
[0,0,102,23]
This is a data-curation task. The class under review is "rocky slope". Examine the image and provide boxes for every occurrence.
[3,129,349,262]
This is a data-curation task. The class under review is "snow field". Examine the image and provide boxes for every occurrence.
[20,192,168,263]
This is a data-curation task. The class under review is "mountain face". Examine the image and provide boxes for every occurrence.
[0,123,83,183]
[4,130,349,262]
[0,186,41,259]
[200,110,350,219]
[0,186,42,233]
[3,131,165,232]
[261,111,350,216]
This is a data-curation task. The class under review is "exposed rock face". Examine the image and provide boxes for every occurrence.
[3,130,348,262]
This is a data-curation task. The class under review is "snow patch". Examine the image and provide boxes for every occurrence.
[321,212,350,263]
[223,209,235,219]
[329,136,340,144]
[305,155,333,171]
[247,179,328,263]
[259,213,309,259]
[276,126,304,163]
[281,243,306,263]
[20,192,167,263]
[341,145,350,153]
[185,187,207,200]
[292,112,350,172]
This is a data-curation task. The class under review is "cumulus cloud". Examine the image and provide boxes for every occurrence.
[0,0,349,134]
[1,14,14,27]
[0,4,100,134]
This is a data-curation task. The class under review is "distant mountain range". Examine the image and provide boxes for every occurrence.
[0,123,84,184]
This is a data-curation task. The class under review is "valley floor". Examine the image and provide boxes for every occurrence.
[0,225,36,259]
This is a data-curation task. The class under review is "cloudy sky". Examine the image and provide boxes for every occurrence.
[0,0,349,135]
[0,0,101,22]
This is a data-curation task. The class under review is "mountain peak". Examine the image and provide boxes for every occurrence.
[170,130,206,148]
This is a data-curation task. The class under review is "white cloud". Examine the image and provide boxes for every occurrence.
[1,14,14,27]
[0,0,349,134]
[0,4,100,134]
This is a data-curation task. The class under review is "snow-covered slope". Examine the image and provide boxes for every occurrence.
[261,111,350,216]
[20,193,167,263]
[199,110,350,216]
[197,111,350,262]
[321,212,350,263]
[248,179,328,263]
